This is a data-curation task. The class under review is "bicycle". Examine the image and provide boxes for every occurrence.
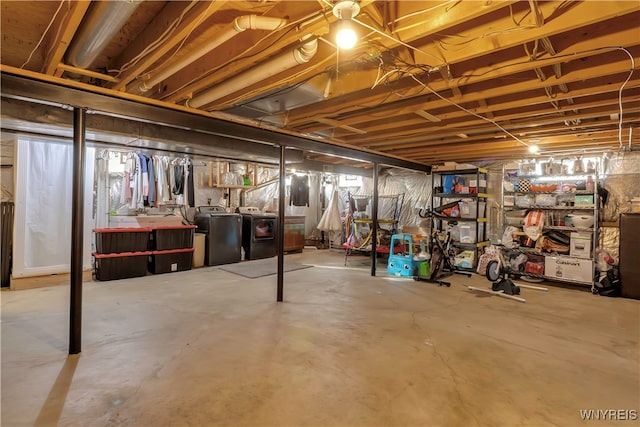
[415,207,471,286]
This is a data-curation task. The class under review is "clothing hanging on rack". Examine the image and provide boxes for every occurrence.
[146,155,156,207]
[154,155,170,204]
[138,153,149,203]
[173,161,184,195]
[122,152,136,205]
[134,153,143,208]
[290,174,309,206]
[187,160,195,207]
[111,150,195,210]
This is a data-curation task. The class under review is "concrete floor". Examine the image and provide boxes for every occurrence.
[2,249,639,427]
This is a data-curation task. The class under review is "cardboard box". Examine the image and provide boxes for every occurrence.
[570,232,592,258]
[544,256,593,283]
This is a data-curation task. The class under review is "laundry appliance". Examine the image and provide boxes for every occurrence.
[236,207,278,260]
[194,206,242,265]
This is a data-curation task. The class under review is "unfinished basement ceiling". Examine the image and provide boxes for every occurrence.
[1,0,639,166]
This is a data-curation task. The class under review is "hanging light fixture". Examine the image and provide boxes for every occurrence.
[333,0,360,50]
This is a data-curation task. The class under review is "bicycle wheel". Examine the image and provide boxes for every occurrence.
[486,260,501,282]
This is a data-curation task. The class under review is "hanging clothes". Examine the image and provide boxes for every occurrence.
[138,152,149,200]
[130,153,142,208]
[154,155,170,204]
[187,160,195,207]
[146,155,156,207]
[122,152,136,206]
[290,174,310,206]
[182,159,189,207]
[173,162,184,195]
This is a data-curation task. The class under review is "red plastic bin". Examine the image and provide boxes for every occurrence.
[93,227,152,254]
[149,225,196,250]
[93,251,151,281]
[148,247,194,274]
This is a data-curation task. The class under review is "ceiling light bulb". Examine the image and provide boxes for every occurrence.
[335,21,357,49]
[529,145,539,154]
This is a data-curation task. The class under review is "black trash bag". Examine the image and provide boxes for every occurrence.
[592,266,621,297]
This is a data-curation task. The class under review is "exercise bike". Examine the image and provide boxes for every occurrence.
[415,207,471,286]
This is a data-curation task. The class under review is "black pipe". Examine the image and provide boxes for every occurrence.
[371,163,379,277]
[69,107,86,355]
[277,145,286,302]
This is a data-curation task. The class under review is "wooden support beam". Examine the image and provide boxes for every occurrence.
[42,1,91,76]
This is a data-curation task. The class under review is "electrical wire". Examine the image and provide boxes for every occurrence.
[140,0,214,78]
[399,69,532,148]
[42,1,71,70]
[389,1,459,28]
[353,16,442,66]
[109,0,198,77]
[616,47,635,150]
[21,0,67,69]
[454,46,637,83]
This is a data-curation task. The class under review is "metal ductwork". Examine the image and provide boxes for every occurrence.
[139,15,287,92]
[66,0,141,69]
[187,36,319,110]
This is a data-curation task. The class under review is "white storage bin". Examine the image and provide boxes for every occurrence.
[460,201,486,218]
[516,194,535,208]
[534,193,557,207]
[459,225,475,243]
[458,223,486,243]
[570,232,592,258]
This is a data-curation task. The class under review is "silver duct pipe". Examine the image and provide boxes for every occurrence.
[139,15,287,92]
[187,36,319,109]
[66,0,141,69]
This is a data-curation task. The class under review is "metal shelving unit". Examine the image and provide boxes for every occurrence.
[431,167,489,271]
[502,167,599,286]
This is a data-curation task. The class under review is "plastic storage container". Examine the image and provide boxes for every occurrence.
[94,228,151,254]
[94,251,151,281]
[149,225,196,250]
[460,201,486,219]
[457,223,485,244]
[148,248,194,274]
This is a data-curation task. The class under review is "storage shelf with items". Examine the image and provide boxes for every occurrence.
[501,161,599,286]
[215,160,258,189]
[431,167,489,271]
[342,193,405,263]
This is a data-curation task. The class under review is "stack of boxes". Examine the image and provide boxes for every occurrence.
[93,225,196,281]
[148,225,196,274]
[93,228,152,281]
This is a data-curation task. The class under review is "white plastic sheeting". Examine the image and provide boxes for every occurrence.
[13,138,94,277]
